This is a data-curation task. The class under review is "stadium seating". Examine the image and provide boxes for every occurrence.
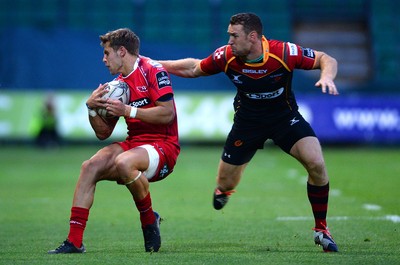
[0,0,398,90]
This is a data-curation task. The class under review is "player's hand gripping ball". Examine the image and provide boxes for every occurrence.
[97,80,130,118]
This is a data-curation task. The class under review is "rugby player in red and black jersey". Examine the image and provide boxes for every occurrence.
[159,13,339,252]
[48,28,180,254]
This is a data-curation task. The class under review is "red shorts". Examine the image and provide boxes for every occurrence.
[117,140,180,182]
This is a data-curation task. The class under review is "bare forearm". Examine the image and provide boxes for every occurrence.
[122,98,176,125]
[159,58,202,78]
[319,53,338,80]
[314,51,339,95]
[133,105,175,125]
[88,115,116,140]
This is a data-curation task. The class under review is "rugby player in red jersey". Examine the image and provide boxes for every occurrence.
[48,28,180,254]
[159,13,339,252]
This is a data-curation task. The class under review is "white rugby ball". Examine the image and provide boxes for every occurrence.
[97,80,130,118]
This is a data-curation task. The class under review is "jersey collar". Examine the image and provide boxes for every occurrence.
[244,36,269,67]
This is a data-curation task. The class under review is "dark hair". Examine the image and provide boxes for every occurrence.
[230,13,263,37]
[100,28,140,56]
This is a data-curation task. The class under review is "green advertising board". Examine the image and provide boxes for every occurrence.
[0,91,235,141]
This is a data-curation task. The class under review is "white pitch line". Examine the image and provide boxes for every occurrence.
[282,171,399,223]
[363,204,382,211]
[276,215,400,223]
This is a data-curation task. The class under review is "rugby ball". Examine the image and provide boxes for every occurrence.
[97,80,130,118]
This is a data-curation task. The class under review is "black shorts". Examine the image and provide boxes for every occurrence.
[221,110,316,165]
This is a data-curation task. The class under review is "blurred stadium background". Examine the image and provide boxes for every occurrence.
[0,0,399,145]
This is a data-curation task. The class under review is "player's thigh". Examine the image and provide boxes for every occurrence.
[85,143,124,180]
[114,146,150,173]
[290,136,325,167]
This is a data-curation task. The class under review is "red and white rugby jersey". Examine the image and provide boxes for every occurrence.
[116,56,179,145]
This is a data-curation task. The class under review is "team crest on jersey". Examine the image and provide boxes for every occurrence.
[156,71,171,89]
[270,73,284,82]
[214,50,225,60]
[136,86,147,92]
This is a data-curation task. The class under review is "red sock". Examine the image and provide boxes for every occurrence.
[307,182,329,230]
[67,207,89,248]
[134,193,155,228]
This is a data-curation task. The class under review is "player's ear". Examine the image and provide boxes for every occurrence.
[117,46,126,57]
[249,31,257,41]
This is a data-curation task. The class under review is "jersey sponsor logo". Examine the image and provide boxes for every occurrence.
[130,97,151,108]
[269,73,284,82]
[231,74,243,84]
[302,48,315,58]
[242,69,268,74]
[245,87,284,99]
[288,42,298,56]
[156,71,171,89]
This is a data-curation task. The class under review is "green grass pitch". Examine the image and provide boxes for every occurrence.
[0,144,399,264]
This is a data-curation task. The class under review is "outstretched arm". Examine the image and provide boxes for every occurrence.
[313,51,339,95]
[158,58,206,78]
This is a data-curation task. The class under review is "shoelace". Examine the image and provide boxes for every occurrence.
[312,228,333,238]
[215,188,236,196]
[54,241,69,251]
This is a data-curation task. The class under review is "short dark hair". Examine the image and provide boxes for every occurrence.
[230,13,263,37]
[100,28,140,56]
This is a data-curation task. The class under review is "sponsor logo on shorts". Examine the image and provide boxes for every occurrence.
[158,163,169,179]
[290,117,299,126]
[156,71,171,89]
[131,97,151,108]
[223,152,231,158]
[245,87,284,99]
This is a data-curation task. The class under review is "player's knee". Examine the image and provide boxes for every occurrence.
[307,158,325,172]
[305,158,327,180]
[114,155,129,174]
[117,171,142,185]
[81,158,99,174]
[116,175,130,185]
